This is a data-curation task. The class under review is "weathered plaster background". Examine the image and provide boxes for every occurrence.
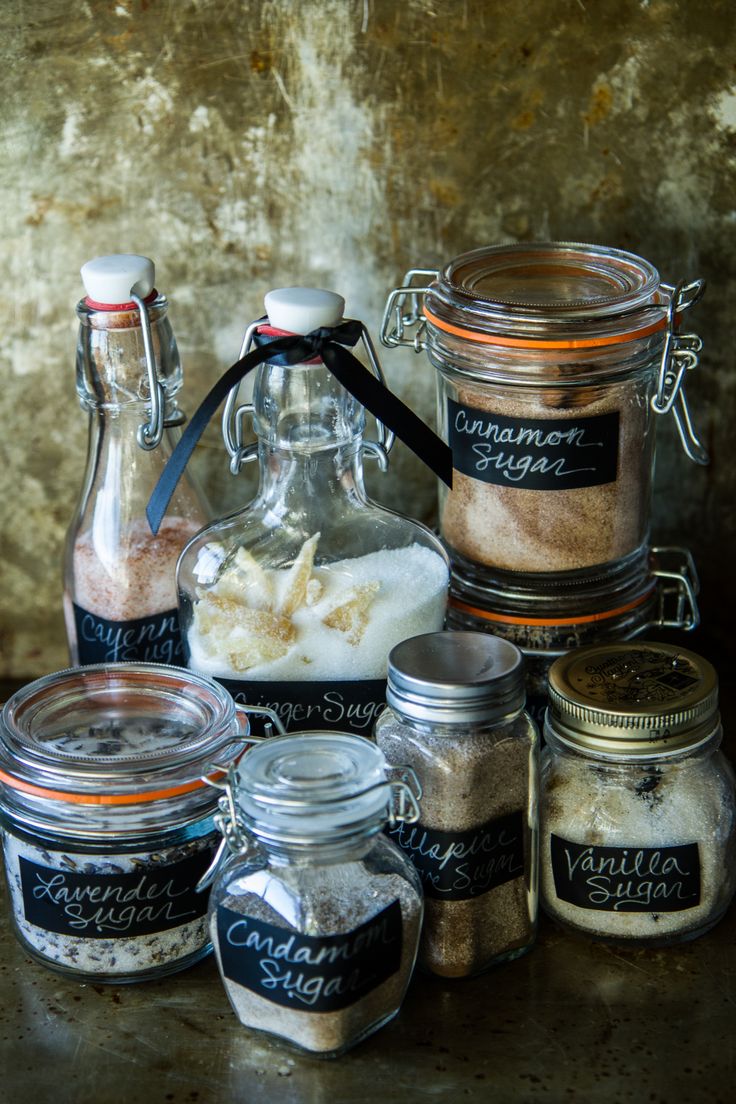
[0,0,734,677]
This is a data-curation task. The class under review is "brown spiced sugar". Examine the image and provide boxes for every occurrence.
[440,379,653,574]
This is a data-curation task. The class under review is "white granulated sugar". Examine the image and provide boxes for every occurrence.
[188,543,448,680]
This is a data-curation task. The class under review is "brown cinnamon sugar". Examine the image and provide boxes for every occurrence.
[441,380,652,574]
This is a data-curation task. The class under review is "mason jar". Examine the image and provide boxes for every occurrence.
[540,642,736,945]
[0,663,278,982]
[207,731,424,1057]
[381,242,707,592]
[375,631,539,978]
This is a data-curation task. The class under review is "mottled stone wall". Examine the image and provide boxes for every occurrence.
[1,0,734,677]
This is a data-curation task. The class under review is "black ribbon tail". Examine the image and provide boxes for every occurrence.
[320,338,453,489]
[146,320,453,536]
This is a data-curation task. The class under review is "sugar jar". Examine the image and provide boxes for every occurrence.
[0,663,280,982]
[174,287,449,735]
[541,641,736,944]
[374,631,539,977]
[206,731,424,1057]
[381,242,707,591]
[64,254,207,666]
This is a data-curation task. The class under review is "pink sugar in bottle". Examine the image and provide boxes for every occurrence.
[63,254,207,666]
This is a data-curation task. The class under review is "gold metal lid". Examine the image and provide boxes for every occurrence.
[546,641,719,757]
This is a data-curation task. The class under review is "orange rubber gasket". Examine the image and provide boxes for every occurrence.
[0,768,225,806]
[423,305,669,350]
[448,588,654,627]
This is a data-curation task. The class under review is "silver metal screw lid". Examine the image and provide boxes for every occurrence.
[386,631,526,726]
[546,641,720,756]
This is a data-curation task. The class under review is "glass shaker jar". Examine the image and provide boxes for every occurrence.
[374,631,539,977]
[206,731,424,1058]
[381,243,707,591]
[540,641,736,945]
[64,254,207,666]
[0,663,279,982]
[178,288,449,734]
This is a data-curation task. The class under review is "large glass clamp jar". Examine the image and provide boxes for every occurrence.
[447,545,700,728]
[178,288,449,735]
[381,243,707,593]
[0,663,283,983]
[64,254,207,667]
[204,730,424,1057]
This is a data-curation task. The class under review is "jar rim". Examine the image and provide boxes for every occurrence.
[425,241,682,348]
[0,663,246,806]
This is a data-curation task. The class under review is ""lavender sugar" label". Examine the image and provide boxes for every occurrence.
[19,850,213,938]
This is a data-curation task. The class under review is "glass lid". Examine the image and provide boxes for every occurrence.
[425,241,668,343]
[0,664,244,799]
[234,731,389,842]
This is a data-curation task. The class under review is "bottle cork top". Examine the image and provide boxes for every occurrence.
[80,254,155,304]
[264,287,344,334]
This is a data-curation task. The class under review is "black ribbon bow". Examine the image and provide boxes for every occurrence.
[146,318,453,534]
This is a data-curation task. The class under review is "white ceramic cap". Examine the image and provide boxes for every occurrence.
[80,254,155,304]
[264,287,344,334]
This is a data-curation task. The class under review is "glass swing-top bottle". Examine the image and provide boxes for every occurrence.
[177,287,449,734]
[63,254,207,666]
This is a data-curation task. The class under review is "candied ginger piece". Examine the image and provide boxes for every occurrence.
[194,595,295,664]
[279,532,320,617]
[224,607,296,671]
[227,633,291,671]
[322,581,380,645]
[215,547,274,608]
[305,578,324,607]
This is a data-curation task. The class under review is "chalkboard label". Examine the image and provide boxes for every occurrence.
[19,849,215,938]
[73,603,184,665]
[447,399,620,491]
[217,677,387,735]
[549,835,701,912]
[217,899,403,1013]
[388,809,525,900]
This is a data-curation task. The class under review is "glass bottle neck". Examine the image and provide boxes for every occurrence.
[255,437,368,512]
[76,295,181,411]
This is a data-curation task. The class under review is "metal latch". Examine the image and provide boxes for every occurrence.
[649,545,700,631]
[651,280,709,465]
[380,269,439,352]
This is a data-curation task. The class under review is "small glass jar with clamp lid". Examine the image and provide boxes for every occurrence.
[541,641,736,945]
[206,730,423,1057]
[0,663,282,982]
[375,631,539,977]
